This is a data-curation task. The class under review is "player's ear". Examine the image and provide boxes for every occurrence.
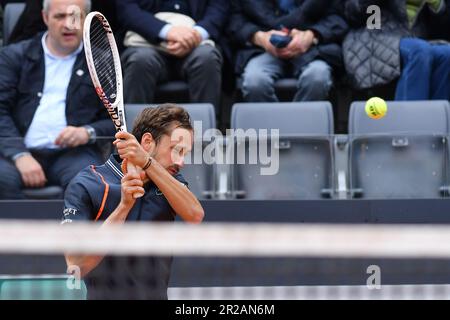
[140,132,155,151]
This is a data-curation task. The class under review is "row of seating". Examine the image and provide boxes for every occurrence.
[3,4,449,200]
[2,99,448,200]
[125,100,450,200]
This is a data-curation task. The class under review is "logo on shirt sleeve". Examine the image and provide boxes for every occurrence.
[63,208,78,217]
[61,208,78,224]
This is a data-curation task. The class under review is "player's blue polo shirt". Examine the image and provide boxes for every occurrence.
[62,154,188,300]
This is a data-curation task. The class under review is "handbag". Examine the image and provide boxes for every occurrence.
[343,27,402,89]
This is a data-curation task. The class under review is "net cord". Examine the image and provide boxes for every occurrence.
[1,221,450,258]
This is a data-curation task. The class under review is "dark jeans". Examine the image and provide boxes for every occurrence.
[395,37,450,100]
[0,145,104,199]
[122,45,223,112]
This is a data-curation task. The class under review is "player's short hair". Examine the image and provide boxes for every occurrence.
[132,104,193,145]
[43,0,92,14]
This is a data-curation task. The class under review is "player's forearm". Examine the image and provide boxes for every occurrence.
[65,204,133,277]
[102,202,133,224]
[145,160,204,224]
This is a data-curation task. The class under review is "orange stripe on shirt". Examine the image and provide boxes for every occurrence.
[90,165,109,221]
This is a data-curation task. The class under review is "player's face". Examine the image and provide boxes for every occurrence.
[42,0,86,56]
[151,127,193,176]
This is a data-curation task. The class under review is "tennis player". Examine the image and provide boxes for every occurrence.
[62,104,204,299]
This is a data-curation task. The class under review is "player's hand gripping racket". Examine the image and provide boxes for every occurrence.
[83,12,144,198]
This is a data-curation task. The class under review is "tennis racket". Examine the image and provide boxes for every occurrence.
[83,11,144,198]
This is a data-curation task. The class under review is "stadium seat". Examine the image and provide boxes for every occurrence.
[230,102,335,199]
[12,139,114,200]
[125,103,218,199]
[154,81,190,104]
[3,3,25,46]
[273,78,297,101]
[22,186,64,200]
[348,100,450,199]
[236,77,298,102]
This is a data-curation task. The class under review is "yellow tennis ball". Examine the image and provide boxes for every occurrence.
[365,97,387,119]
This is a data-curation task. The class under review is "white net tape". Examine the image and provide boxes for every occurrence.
[2,221,450,300]
[1,220,450,258]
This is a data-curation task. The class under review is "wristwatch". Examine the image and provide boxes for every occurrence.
[83,125,96,144]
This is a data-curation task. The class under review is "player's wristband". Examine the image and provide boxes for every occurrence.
[142,156,153,170]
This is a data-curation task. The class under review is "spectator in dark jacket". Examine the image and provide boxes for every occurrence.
[227,0,348,102]
[116,0,228,113]
[344,0,450,100]
[0,0,115,199]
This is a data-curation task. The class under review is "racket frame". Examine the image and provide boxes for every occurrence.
[83,12,144,198]
[83,11,127,133]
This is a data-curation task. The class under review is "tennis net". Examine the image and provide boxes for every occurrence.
[1,220,450,300]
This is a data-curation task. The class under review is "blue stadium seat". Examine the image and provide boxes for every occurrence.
[3,3,25,46]
[125,103,217,199]
[230,102,335,199]
[348,100,450,199]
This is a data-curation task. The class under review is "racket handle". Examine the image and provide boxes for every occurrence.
[126,161,145,199]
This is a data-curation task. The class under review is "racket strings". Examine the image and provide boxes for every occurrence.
[89,18,118,103]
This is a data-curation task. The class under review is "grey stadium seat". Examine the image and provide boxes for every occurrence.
[273,78,298,101]
[348,100,450,199]
[22,186,64,200]
[154,81,190,104]
[230,102,335,199]
[3,3,25,46]
[125,103,217,199]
